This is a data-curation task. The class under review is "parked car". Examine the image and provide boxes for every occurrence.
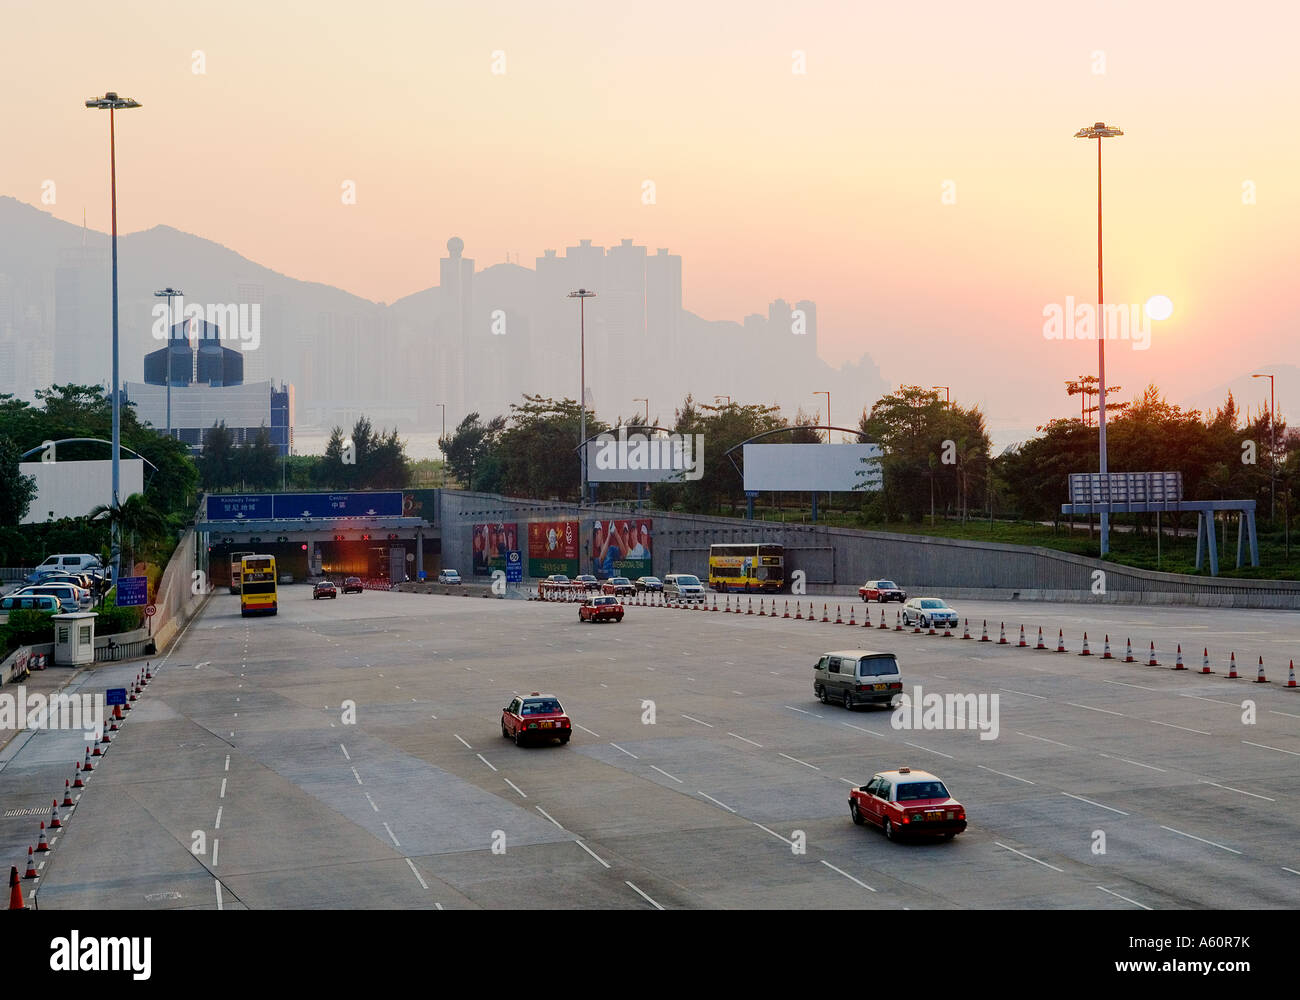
[13,583,89,613]
[343,576,363,594]
[848,767,967,841]
[813,649,902,709]
[663,573,707,603]
[601,577,635,596]
[858,579,907,603]
[538,574,571,597]
[312,580,338,600]
[579,595,624,623]
[27,553,102,584]
[901,597,959,630]
[501,693,572,746]
[573,574,600,592]
[0,593,61,623]
[634,576,663,593]
[438,569,462,585]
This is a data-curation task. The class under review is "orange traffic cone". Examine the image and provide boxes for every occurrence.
[1173,645,1186,671]
[822,604,830,623]
[1055,629,1066,653]
[759,599,767,617]
[962,619,972,640]
[1226,652,1239,679]
[1035,627,1047,650]
[979,620,990,642]
[49,801,61,830]
[784,601,791,619]
[1101,635,1113,659]
[834,605,843,624]
[1287,661,1296,688]
[711,594,718,612]
[82,747,94,772]
[61,781,73,808]
[895,611,904,631]
[1200,649,1213,674]
[1016,625,1027,648]
[878,609,888,630]
[100,726,111,744]
[1256,657,1268,683]
[72,763,84,789]
[1079,633,1092,656]
[1123,638,1135,663]
[1147,642,1160,666]
[23,847,39,880]
[145,661,152,680]
[794,601,802,619]
[912,616,922,634]
[9,866,25,909]
[848,606,856,626]
[35,823,49,852]
[747,598,754,616]
[997,622,1008,645]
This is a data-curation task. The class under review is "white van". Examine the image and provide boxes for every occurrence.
[29,554,102,583]
[813,649,903,710]
[663,573,707,603]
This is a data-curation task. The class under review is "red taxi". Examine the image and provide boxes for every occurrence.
[848,767,966,841]
[579,595,624,623]
[501,693,572,746]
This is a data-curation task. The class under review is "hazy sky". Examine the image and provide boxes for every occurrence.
[4,0,1296,434]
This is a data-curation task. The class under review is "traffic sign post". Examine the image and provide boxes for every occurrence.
[116,577,148,607]
[506,550,523,584]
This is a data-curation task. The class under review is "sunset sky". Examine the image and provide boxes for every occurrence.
[3,0,1296,438]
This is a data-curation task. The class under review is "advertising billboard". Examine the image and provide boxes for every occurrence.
[471,522,519,577]
[742,443,883,493]
[527,520,579,577]
[591,517,652,580]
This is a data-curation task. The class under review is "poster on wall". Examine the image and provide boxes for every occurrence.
[527,520,579,577]
[472,522,518,577]
[591,518,652,580]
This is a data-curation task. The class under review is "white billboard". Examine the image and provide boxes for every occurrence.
[585,429,705,483]
[19,459,145,524]
[743,443,882,492]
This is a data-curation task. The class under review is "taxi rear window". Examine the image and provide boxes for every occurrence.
[897,781,949,801]
[521,699,562,715]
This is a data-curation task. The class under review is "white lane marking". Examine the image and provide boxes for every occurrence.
[1160,825,1242,854]
[404,858,428,889]
[219,778,227,799]
[1061,792,1128,815]
[1180,694,1239,707]
[785,705,824,718]
[650,764,683,783]
[430,714,438,720]
[819,860,877,892]
[1283,867,1300,877]
[1101,679,1161,692]
[999,688,1046,700]
[340,744,351,760]
[1016,732,1075,749]
[504,778,528,798]
[215,880,223,910]
[626,880,664,910]
[536,806,564,830]
[212,839,220,867]
[574,724,601,738]
[727,732,763,747]
[1242,740,1300,757]
[1066,702,1124,717]
[382,822,401,848]
[454,734,473,750]
[904,741,953,759]
[609,742,639,759]
[680,714,714,728]
[1097,751,1167,772]
[1149,720,1210,735]
[575,839,610,868]
[476,753,498,772]
[732,690,744,695]
[778,752,821,770]
[841,722,886,738]
[978,764,1034,785]
[994,842,1064,873]
[1270,710,1300,720]
[753,822,794,846]
[1198,780,1275,802]
[351,767,363,785]
[1097,885,1150,910]
[839,777,858,785]
[224,755,230,772]
[215,806,223,829]
[697,791,737,813]
[364,792,379,812]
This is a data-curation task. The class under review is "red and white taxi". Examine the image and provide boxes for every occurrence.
[858,579,907,603]
[579,594,624,623]
[501,693,572,746]
[848,767,966,841]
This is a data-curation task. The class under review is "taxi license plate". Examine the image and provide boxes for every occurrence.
[925,812,943,821]
[873,683,887,690]
[540,721,553,728]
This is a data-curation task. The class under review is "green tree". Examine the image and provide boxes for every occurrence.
[0,435,37,525]
[199,422,236,490]
[441,411,507,493]
[87,494,168,573]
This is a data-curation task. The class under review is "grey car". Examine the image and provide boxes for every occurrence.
[900,597,959,629]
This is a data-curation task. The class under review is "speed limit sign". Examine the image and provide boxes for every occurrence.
[144,604,157,617]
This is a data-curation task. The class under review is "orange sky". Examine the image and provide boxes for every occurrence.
[3,0,1297,433]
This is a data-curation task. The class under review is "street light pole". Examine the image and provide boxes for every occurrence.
[154,287,182,438]
[568,289,596,503]
[1253,373,1276,521]
[87,92,142,589]
[1075,122,1124,557]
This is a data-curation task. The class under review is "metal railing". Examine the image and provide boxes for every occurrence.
[94,638,155,662]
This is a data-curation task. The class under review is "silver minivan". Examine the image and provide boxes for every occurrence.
[663,573,707,603]
[813,649,902,710]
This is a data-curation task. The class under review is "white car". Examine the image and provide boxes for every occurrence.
[663,573,707,603]
[438,569,462,585]
[14,583,90,613]
[900,597,959,629]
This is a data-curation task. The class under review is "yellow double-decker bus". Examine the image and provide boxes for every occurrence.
[229,550,254,594]
[239,554,278,616]
[708,543,785,593]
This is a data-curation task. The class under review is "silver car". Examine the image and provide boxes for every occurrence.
[901,597,959,629]
[14,583,89,613]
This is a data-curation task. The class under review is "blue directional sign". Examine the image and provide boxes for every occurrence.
[206,494,273,521]
[272,492,403,519]
[106,687,128,706]
[115,576,148,607]
[506,550,523,583]
[417,570,427,581]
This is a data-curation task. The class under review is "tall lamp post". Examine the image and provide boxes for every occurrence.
[153,287,182,438]
[1075,121,1124,557]
[568,289,596,503]
[87,91,142,589]
[1252,373,1276,521]
[435,403,447,487]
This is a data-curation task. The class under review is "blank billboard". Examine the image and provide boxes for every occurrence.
[20,459,145,524]
[743,443,882,493]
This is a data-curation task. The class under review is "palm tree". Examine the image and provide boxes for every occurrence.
[87,494,168,576]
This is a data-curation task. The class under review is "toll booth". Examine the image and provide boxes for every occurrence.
[52,612,97,666]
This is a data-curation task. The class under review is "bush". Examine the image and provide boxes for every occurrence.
[94,603,143,636]
[0,609,57,655]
